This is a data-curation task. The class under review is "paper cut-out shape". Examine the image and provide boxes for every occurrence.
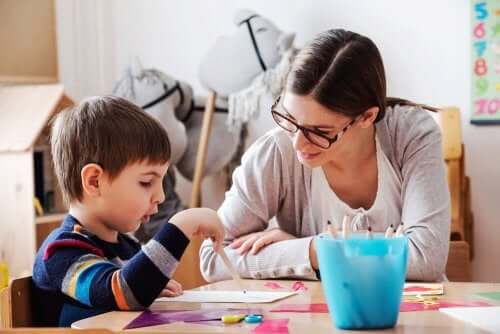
[264,282,284,289]
[291,281,307,291]
[124,308,262,329]
[251,318,290,334]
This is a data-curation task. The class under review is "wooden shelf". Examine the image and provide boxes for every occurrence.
[35,213,66,225]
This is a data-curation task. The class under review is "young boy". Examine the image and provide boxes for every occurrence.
[32,96,224,327]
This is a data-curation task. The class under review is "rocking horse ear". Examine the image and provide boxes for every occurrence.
[130,57,144,77]
[233,8,258,26]
[277,32,295,54]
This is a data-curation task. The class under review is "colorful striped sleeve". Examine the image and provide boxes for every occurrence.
[43,222,189,310]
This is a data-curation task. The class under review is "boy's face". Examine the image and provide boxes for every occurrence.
[97,161,169,234]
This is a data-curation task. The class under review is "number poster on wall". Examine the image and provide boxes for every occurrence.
[471,0,500,124]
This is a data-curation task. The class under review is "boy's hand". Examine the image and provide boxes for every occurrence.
[159,279,183,297]
[170,208,225,251]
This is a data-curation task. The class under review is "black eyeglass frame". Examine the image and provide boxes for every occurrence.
[271,95,358,149]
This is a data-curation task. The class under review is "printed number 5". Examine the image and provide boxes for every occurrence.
[474,2,489,20]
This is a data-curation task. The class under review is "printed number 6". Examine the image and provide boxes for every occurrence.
[474,22,486,39]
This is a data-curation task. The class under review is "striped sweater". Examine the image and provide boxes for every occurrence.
[32,215,189,327]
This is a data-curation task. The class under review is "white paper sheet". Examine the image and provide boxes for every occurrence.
[440,307,500,333]
[156,290,297,303]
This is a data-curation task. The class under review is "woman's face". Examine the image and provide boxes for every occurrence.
[279,93,360,168]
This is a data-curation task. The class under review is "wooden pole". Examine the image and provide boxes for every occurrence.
[173,91,216,289]
[189,91,216,208]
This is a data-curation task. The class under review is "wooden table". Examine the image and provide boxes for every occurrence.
[72,280,500,333]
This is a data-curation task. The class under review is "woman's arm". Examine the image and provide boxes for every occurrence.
[199,130,317,282]
[398,108,451,281]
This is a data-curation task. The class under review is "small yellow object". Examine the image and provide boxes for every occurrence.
[33,197,44,216]
[0,260,8,290]
[403,295,440,304]
[221,314,246,324]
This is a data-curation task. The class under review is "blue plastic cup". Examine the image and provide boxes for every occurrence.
[316,233,408,330]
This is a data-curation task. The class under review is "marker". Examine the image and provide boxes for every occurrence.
[244,314,263,324]
[384,224,394,238]
[217,248,246,293]
[222,314,246,324]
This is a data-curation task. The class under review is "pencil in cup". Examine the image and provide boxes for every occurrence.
[394,222,404,237]
[341,215,350,240]
[327,220,337,239]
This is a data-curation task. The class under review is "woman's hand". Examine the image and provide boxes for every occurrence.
[309,237,319,270]
[229,229,296,255]
[159,279,183,297]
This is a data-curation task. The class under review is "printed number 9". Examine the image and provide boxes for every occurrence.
[476,78,489,95]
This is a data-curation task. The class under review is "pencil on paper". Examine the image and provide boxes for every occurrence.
[217,247,246,292]
[385,224,394,238]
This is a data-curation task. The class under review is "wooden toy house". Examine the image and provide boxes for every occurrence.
[0,84,73,279]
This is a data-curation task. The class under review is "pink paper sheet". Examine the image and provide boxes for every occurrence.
[270,303,329,313]
[269,301,492,314]
[251,318,290,334]
[400,300,491,312]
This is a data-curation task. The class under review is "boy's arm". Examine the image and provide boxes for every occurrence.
[43,222,189,310]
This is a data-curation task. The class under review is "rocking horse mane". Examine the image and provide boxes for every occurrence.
[113,68,184,110]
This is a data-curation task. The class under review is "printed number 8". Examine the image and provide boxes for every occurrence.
[475,58,488,76]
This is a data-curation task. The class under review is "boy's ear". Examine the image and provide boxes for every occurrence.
[358,106,379,128]
[81,163,104,197]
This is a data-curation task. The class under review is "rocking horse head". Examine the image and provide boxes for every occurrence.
[113,61,193,165]
[185,9,296,181]
[198,8,295,96]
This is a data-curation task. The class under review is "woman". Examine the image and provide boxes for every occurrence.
[200,29,450,282]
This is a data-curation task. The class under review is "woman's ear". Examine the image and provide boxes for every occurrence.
[358,106,379,128]
[81,163,104,198]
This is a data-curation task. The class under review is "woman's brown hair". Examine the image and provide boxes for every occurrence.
[286,29,437,122]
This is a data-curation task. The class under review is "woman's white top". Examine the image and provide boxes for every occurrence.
[311,135,403,233]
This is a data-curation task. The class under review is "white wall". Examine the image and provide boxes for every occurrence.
[56,0,500,282]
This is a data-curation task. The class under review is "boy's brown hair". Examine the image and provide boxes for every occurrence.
[51,95,171,203]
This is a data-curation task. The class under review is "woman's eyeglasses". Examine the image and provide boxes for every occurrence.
[271,96,357,149]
